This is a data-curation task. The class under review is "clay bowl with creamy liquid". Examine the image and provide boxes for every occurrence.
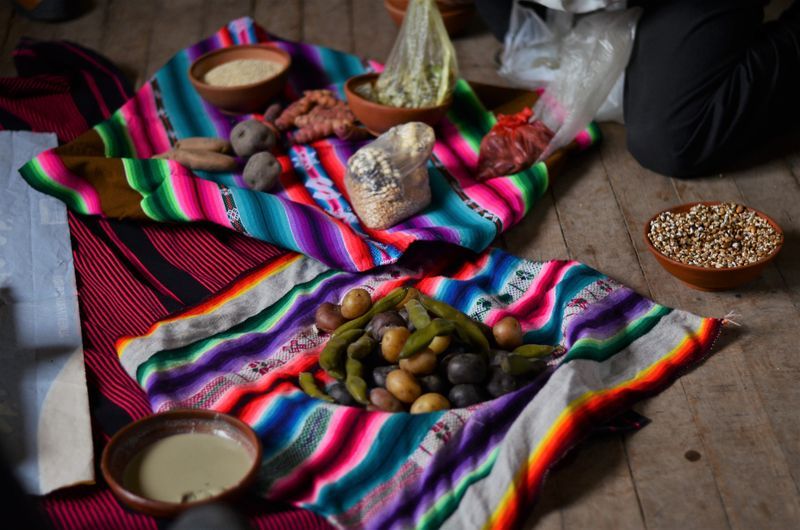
[101,409,262,518]
[189,44,291,114]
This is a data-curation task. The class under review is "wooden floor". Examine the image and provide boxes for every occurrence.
[2,1,799,529]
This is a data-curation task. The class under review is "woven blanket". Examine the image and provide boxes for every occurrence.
[117,248,722,529]
[0,37,329,529]
[18,17,599,273]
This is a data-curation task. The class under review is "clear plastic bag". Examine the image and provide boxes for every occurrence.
[374,0,458,108]
[345,123,435,230]
[532,8,642,159]
[498,3,569,88]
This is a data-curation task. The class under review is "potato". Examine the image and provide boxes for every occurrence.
[243,151,281,191]
[427,334,451,355]
[410,393,450,414]
[381,326,410,363]
[174,137,231,153]
[166,148,238,172]
[315,302,346,332]
[492,316,523,350]
[369,387,404,412]
[366,311,406,340]
[341,288,372,319]
[399,349,437,375]
[385,369,422,404]
[230,119,276,156]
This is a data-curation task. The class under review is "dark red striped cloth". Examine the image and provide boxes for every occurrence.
[1,39,330,529]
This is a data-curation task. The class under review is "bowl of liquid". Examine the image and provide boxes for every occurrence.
[189,44,291,114]
[101,409,262,517]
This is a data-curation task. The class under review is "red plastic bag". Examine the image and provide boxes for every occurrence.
[476,108,554,180]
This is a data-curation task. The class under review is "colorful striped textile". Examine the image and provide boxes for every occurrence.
[1,37,328,529]
[118,248,723,530]
[19,17,599,272]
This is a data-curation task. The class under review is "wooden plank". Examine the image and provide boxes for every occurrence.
[549,132,730,530]
[351,0,396,62]
[601,123,800,529]
[201,0,253,37]
[303,0,353,53]
[253,0,302,41]
[101,0,156,88]
[49,0,108,49]
[144,0,205,79]
[505,144,643,530]
[0,11,55,77]
[452,18,507,87]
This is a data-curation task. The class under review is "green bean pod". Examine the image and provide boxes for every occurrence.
[512,344,556,359]
[332,287,408,338]
[419,295,490,352]
[346,356,364,379]
[400,318,455,359]
[345,375,370,405]
[298,372,334,402]
[500,354,548,377]
[405,299,432,330]
[319,328,363,379]
[344,357,369,404]
[347,333,376,359]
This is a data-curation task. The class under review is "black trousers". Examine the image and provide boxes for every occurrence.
[475,0,800,177]
[625,0,800,176]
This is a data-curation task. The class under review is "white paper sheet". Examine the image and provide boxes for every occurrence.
[0,131,93,495]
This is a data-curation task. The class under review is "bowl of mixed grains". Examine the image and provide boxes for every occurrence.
[189,44,290,114]
[644,202,783,291]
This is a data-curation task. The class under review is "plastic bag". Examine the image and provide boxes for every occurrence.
[498,3,570,88]
[533,8,641,159]
[345,123,435,230]
[374,0,458,108]
[476,108,554,180]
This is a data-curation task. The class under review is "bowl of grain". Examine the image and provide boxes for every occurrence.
[344,73,452,135]
[644,202,783,291]
[189,44,290,114]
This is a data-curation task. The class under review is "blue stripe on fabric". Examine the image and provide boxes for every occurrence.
[310,411,445,515]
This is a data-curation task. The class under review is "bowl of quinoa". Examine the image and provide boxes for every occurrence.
[644,202,783,291]
[189,44,290,114]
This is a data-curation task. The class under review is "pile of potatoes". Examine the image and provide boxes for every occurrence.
[299,286,558,413]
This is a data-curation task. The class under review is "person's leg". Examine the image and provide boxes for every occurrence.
[624,0,800,177]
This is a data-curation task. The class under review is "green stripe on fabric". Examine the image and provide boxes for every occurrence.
[417,447,500,530]
[95,112,136,157]
[18,158,90,215]
[136,269,339,385]
[138,168,192,223]
[564,305,673,363]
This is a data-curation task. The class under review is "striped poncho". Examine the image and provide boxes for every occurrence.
[18,17,598,272]
[117,248,721,529]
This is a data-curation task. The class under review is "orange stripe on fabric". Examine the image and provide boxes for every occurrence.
[116,253,302,355]
[485,317,721,530]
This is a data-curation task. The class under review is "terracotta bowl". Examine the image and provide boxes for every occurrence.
[344,73,452,134]
[101,409,262,518]
[643,202,783,291]
[189,44,290,114]
[384,0,475,37]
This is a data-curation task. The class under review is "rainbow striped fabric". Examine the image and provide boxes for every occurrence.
[117,248,722,529]
[18,17,599,272]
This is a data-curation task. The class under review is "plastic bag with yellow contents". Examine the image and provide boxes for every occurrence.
[374,0,458,108]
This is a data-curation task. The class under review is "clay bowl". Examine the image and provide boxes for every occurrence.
[101,409,262,518]
[643,202,783,291]
[189,44,290,114]
[384,0,475,37]
[344,73,452,135]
